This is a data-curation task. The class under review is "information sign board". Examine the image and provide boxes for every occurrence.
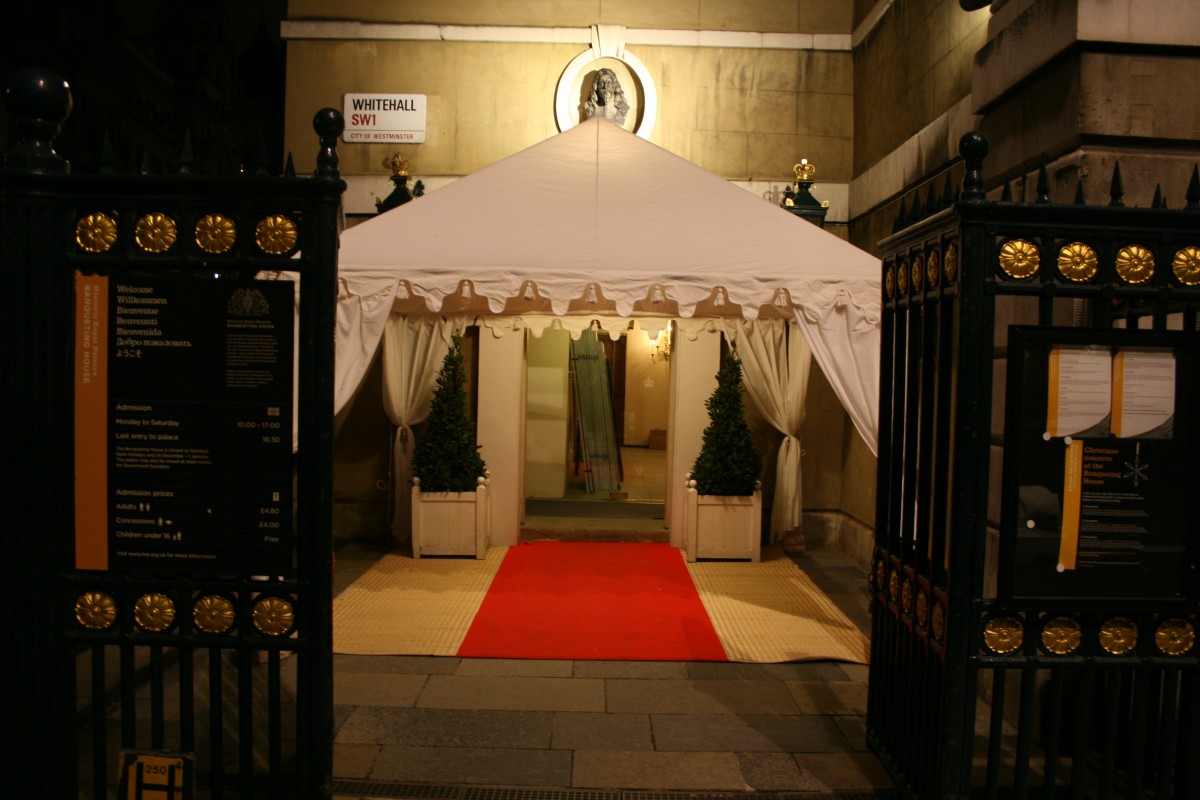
[999,327,1199,607]
[74,275,295,576]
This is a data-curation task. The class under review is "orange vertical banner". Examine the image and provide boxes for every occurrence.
[1046,346,1061,436]
[1111,349,1126,438]
[1056,439,1083,572]
[74,274,109,571]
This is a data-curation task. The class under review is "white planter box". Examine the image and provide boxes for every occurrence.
[683,480,762,562]
[411,477,489,559]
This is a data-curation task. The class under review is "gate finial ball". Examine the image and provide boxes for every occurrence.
[4,67,73,173]
[959,130,988,161]
[313,107,344,179]
[313,107,345,138]
[959,131,989,201]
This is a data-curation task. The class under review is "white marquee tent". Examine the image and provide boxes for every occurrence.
[334,117,881,449]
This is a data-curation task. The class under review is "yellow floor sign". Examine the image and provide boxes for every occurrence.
[118,752,192,800]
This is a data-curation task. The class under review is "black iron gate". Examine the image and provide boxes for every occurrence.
[3,68,345,798]
[869,132,1199,799]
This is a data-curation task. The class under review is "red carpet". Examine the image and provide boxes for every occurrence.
[457,542,728,661]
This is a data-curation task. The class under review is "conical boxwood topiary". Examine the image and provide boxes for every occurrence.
[411,335,486,492]
[690,352,761,495]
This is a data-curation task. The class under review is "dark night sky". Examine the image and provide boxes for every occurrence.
[3,1,288,174]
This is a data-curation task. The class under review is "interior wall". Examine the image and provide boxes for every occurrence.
[666,329,721,546]
[477,331,525,546]
[524,329,570,498]
[622,327,671,446]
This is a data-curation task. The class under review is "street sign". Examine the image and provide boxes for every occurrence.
[343,93,427,142]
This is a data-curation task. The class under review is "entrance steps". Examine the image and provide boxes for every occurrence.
[519,526,669,543]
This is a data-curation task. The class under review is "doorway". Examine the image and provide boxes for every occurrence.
[522,322,670,540]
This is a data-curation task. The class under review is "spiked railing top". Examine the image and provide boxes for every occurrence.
[1109,161,1125,207]
[891,131,1200,234]
[1035,158,1050,204]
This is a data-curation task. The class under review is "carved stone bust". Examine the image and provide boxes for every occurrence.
[584,68,630,126]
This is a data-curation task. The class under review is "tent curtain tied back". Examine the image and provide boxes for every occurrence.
[724,318,812,541]
[382,315,462,542]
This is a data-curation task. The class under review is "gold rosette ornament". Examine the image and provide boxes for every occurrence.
[194,595,236,634]
[252,596,296,637]
[915,590,929,628]
[1115,244,1154,284]
[911,257,923,291]
[897,261,909,295]
[1154,618,1195,656]
[1041,616,1082,655]
[983,616,1023,655]
[75,591,118,631]
[888,570,901,603]
[926,250,940,288]
[1173,246,1200,286]
[133,593,176,632]
[1057,242,1097,282]
[255,214,298,255]
[944,244,958,282]
[931,603,946,643]
[76,212,118,253]
[999,239,1040,279]
[195,213,237,254]
[1098,617,1138,656]
[134,213,177,253]
[901,578,914,615]
[874,560,887,596]
[884,266,896,298]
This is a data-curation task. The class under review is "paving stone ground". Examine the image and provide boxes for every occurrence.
[326,539,895,796]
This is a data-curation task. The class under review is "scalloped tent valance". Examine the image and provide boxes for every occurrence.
[334,117,881,453]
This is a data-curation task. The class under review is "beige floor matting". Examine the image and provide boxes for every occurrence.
[684,546,870,664]
[333,544,869,663]
[333,547,506,656]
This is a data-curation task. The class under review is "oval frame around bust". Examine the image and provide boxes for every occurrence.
[555,46,658,139]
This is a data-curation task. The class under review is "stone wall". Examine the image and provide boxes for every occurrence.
[280,0,858,224]
[286,0,852,33]
[848,0,988,254]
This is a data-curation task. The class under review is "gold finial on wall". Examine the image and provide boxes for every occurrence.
[782,159,827,227]
[383,154,410,177]
[793,159,815,182]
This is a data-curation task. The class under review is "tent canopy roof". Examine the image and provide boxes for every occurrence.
[337,117,880,322]
[333,117,881,453]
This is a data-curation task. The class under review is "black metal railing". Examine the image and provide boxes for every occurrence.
[3,67,344,798]
[869,132,1199,799]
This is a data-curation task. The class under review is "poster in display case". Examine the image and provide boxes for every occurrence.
[74,274,295,576]
[999,326,1199,608]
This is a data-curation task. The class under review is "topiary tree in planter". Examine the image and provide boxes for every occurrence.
[412,334,486,491]
[690,351,762,495]
[410,335,489,558]
[684,350,764,561]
